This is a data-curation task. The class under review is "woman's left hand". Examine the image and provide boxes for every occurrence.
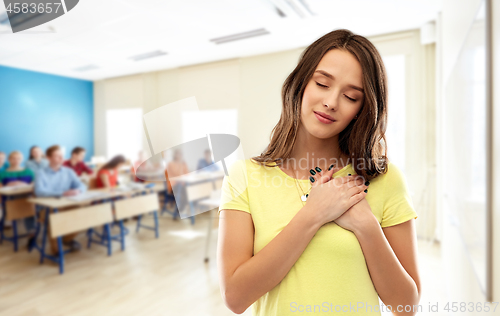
[334,197,377,234]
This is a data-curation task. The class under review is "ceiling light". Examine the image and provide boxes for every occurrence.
[210,28,270,44]
[129,50,168,61]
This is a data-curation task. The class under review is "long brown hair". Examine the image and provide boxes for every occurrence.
[101,155,126,170]
[251,29,389,181]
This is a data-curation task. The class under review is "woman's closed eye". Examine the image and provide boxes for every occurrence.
[345,95,356,102]
[315,82,357,102]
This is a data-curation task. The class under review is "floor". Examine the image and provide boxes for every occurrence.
[0,211,447,316]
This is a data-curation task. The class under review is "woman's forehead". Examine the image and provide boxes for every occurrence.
[315,50,363,87]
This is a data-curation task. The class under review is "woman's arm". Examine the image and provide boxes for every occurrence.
[354,218,421,316]
[100,172,111,188]
[218,205,322,314]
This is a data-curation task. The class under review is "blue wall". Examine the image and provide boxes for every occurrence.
[0,65,93,162]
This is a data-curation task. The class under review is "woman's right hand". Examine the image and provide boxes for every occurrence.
[305,166,368,226]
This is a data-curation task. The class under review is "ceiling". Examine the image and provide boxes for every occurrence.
[0,0,442,81]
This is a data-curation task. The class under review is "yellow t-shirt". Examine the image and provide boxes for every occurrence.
[218,158,418,316]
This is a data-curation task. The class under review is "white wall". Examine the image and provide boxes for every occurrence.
[94,50,303,161]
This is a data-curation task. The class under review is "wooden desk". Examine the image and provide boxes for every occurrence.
[28,183,165,264]
[0,184,33,196]
[0,184,35,249]
[173,171,225,185]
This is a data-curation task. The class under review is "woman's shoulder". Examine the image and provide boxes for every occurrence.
[21,168,34,176]
[97,168,109,175]
[229,158,274,172]
[373,161,410,191]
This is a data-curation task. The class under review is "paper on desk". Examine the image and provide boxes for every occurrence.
[0,183,33,192]
[63,191,109,201]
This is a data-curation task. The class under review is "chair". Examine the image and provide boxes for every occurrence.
[160,189,177,217]
[3,198,35,252]
[87,176,98,190]
[110,193,160,251]
[48,203,114,274]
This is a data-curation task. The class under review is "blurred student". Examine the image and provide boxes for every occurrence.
[63,146,93,176]
[164,149,189,214]
[95,155,126,188]
[0,151,34,186]
[34,145,87,254]
[0,151,36,248]
[0,151,9,172]
[165,150,189,193]
[196,149,219,172]
[25,146,48,173]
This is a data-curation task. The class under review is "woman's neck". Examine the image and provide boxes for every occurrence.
[283,129,349,179]
[8,166,22,171]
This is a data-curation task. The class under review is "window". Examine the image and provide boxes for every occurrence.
[179,109,238,171]
[382,54,406,173]
[106,108,143,162]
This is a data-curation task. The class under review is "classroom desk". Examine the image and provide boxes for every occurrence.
[135,169,166,182]
[0,184,35,249]
[28,184,165,265]
[173,170,225,184]
[160,171,224,224]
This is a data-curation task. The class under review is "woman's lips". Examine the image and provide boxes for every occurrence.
[314,111,335,124]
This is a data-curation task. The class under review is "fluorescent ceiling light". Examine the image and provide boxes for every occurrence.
[210,28,270,44]
[129,50,168,61]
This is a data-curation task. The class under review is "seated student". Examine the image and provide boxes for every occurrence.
[34,145,87,254]
[0,151,36,248]
[0,151,9,172]
[196,149,219,172]
[95,155,126,188]
[63,146,93,176]
[164,149,190,215]
[0,151,34,186]
[25,146,49,174]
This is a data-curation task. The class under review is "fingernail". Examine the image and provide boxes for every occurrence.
[309,169,316,175]
[309,176,315,183]
[365,181,370,186]
[315,167,322,172]
[364,189,368,193]
[328,164,334,170]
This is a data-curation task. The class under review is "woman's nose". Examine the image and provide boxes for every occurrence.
[324,91,340,110]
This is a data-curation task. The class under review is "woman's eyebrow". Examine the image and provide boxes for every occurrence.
[315,70,364,93]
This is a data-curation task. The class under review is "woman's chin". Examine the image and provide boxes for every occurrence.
[309,130,338,140]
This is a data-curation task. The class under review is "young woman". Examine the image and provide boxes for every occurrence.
[95,155,126,188]
[25,145,49,174]
[0,151,34,186]
[0,151,36,247]
[217,29,421,316]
